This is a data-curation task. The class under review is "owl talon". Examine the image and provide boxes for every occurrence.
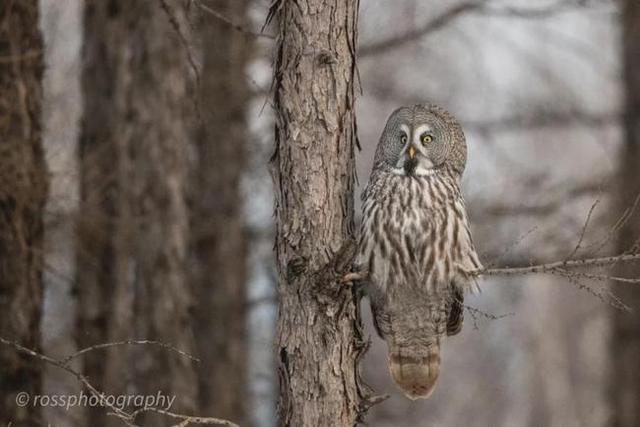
[341,271,367,285]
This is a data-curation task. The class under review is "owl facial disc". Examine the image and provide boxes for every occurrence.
[391,123,438,176]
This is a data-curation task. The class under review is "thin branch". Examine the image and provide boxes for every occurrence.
[195,0,275,40]
[0,336,235,427]
[464,304,514,330]
[159,0,201,84]
[475,253,640,277]
[62,340,200,366]
[565,197,600,260]
[359,3,480,57]
[0,336,131,421]
[359,0,600,58]
[485,226,538,268]
[584,192,640,255]
[465,110,620,133]
[131,407,239,427]
[555,269,630,311]
[483,0,600,19]
[473,179,607,218]
[367,83,621,132]
[556,269,640,285]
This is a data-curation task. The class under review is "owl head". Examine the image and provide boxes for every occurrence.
[373,104,467,177]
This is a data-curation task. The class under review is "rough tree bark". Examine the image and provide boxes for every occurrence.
[191,1,251,424]
[0,1,48,425]
[76,1,196,424]
[612,1,640,426]
[270,1,369,426]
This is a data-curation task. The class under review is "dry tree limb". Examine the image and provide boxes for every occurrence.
[485,225,539,269]
[360,0,603,58]
[584,192,640,255]
[554,269,631,312]
[475,253,640,277]
[464,304,514,330]
[0,336,236,427]
[359,3,480,57]
[62,340,200,366]
[159,0,201,84]
[565,197,600,261]
[0,336,131,421]
[130,407,239,427]
[193,0,275,40]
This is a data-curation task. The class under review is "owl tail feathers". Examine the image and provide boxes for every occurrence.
[388,344,440,400]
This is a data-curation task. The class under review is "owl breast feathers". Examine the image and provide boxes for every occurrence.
[356,104,482,400]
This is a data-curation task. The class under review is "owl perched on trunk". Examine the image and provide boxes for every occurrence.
[356,104,482,400]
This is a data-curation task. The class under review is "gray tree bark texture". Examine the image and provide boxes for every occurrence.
[76,1,196,424]
[0,1,48,425]
[612,2,640,426]
[191,1,251,424]
[270,1,370,426]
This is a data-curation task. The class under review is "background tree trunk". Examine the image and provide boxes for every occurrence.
[0,1,48,425]
[76,1,196,424]
[612,1,640,426]
[191,1,251,424]
[271,1,367,425]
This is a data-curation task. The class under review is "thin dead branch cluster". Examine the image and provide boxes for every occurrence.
[0,336,237,427]
[474,194,640,310]
[359,0,613,57]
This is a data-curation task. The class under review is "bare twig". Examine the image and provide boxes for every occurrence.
[475,253,640,277]
[472,179,607,219]
[159,0,201,84]
[565,197,600,260]
[485,226,538,269]
[0,336,235,427]
[464,304,514,330]
[465,110,620,133]
[556,269,640,285]
[131,407,239,427]
[359,3,480,57]
[195,0,275,40]
[360,0,603,58]
[555,270,630,311]
[584,192,640,255]
[0,336,131,421]
[62,340,200,366]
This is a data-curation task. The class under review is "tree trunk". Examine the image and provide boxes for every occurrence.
[191,1,251,424]
[271,1,367,425]
[77,1,196,424]
[0,1,48,425]
[612,1,640,426]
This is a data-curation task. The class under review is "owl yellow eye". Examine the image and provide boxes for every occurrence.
[421,134,433,145]
[400,134,408,144]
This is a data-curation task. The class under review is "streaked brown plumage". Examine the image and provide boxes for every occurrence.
[357,104,481,399]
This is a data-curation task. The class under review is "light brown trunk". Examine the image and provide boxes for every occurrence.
[612,1,640,426]
[0,1,48,425]
[77,1,196,424]
[271,1,368,425]
[191,1,251,424]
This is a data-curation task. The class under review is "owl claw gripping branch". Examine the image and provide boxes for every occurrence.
[355,104,482,400]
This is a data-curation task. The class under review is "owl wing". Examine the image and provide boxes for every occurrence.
[446,197,481,336]
[446,286,464,336]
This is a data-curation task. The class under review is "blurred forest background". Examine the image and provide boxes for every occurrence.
[2,0,640,426]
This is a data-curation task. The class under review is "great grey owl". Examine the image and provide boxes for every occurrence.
[356,104,482,399]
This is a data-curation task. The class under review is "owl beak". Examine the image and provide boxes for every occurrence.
[408,146,416,159]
